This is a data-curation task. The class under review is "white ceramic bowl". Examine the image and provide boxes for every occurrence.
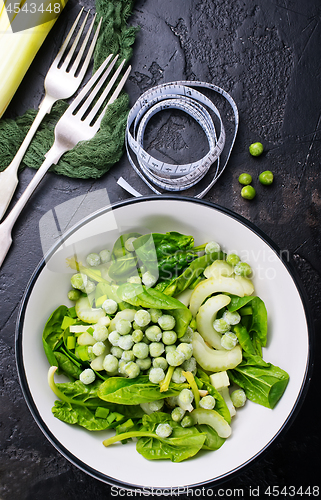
[16,196,312,491]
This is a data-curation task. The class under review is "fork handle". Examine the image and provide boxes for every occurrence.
[0,94,56,221]
[0,143,63,268]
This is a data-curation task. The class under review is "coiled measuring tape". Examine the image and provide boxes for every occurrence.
[118,81,239,199]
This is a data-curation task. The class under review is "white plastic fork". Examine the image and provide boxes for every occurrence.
[0,8,102,221]
[0,55,131,268]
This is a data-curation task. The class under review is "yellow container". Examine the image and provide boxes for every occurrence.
[0,0,68,117]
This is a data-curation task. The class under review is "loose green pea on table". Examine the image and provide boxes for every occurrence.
[259,170,274,185]
[249,142,264,156]
[241,185,256,200]
[238,173,252,185]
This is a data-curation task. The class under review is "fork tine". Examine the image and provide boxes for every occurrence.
[92,64,132,132]
[68,13,98,76]
[71,16,103,80]
[67,54,117,115]
[104,64,132,107]
[52,8,84,66]
[60,10,91,71]
[85,59,126,124]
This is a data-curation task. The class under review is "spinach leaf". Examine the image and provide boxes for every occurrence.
[102,231,209,286]
[108,232,197,282]
[163,251,225,296]
[133,232,194,262]
[240,314,252,330]
[116,284,192,337]
[52,401,122,431]
[53,399,146,431]
[233,324,265,361]
[151,231,194,255]
[97,375,187,405]
[52,401,144,431]
[229,296,268,355]
[54,351,82,380]
[196,424,225,450]
[137,286,191,310]
[228,361,289,409]
[136,412,206,462]
[42,339,58,368]
[54,379,107,407]
[157,251,200,281]
[52,400,79,425]
[52,377,146,418]
[227,295,255,312]
[116,282,143,307]
[108,404,145,419]
[108,254,138,282]
[131,233,159,277]
[133,232,200,281]
[249,297,268,350]
[103,412,206,462]
[107,232,142,282]
[42,305,69,366]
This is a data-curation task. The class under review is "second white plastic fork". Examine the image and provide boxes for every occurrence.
[0,8,102,221]
[0,55,131,268]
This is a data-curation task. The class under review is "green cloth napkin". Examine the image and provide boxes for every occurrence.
[0,0,138,179]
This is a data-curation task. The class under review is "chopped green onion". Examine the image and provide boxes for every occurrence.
[61,316,76,330]
[66,336,76,350]
[95,407,110,419]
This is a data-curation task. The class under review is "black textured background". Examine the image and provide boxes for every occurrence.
[1,0,320,498]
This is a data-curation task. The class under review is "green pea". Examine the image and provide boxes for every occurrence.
[181,415,194,428]
[234,262,252,277]
[249,142,264,156]
[238,173,252,185]
[67,289,82,301]
[259,170,274,185]
[241,185,256,200]
[226,253,240,266]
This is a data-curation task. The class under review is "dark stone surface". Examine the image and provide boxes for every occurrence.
[1,0,320,498]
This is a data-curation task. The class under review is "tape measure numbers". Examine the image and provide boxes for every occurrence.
[118,81,239,199]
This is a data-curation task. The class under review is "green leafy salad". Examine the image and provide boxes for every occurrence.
[43,231,289,463]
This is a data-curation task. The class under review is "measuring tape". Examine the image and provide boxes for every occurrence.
[117,81,239,199]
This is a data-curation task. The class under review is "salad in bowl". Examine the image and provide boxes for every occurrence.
[44,229,289,463]
[17,197,309,488]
